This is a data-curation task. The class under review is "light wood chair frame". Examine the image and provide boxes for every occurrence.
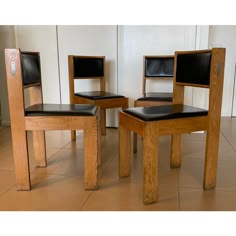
[119,48,226,204]
[5,49,100,191]
[68,55,128,138]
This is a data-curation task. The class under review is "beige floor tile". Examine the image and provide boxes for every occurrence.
[82,181,178,211]
[44,130,71,148]
[182,132,206,141]
[0,172,91,210]
[179,188,236,210]
[32,148,85,178]
[0,170,15,196]
[228,141,236,151]
[65,128,119,165]
[84,152,179,210]
[182,140,205,159]
[216,160,236,191]
[221,117,236,143]
[0,148,14,170]
[178,158,204,189]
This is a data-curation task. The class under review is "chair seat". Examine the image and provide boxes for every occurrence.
[137,92,173,102]
[124,104,208,121]
[25,104,97,116]
[74,91,125,100]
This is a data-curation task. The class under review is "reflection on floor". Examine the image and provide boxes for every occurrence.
[1,117,236,210]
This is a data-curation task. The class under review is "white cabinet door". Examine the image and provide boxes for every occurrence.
[209,26,236,116]
[15,25,60,104]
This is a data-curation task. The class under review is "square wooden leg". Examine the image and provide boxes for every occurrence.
[170,134,182,168]
[119,124,131,177]
[101,108,106,136]
[71,130,76,141]
[83,117,98,190]
[133,132,138,153]
[97,114,101,166]
[33,130,47,167]
[143,124,158,204]
[11,130,31,190]
[203,129,220,190]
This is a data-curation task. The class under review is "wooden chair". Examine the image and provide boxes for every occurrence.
[68,55,128,139]
[119,48,226,204]
[5,48,100,191]
[133,55,174,152]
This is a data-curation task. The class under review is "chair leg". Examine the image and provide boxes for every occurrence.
[170,134,182,168]
[71,130,76,141]
[119,124,131,177]
[101,108,106,136]
[97,115,101,166]
[83,117,98,190]
[203,129,220,190]
[133,132,138,153]
[11,129,31,190]
[33,130,47,167]
[143,124,158,204]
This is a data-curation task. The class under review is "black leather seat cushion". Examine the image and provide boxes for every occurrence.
[124,104,208,121]
[137,92,173,102]
[74,91,125,100]
[25,104,97,116]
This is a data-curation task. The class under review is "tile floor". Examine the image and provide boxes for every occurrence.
[0,117,236,211]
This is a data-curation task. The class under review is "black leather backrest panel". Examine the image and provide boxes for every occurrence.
[21,52,41,86]
[145,57,174,77]
[73,57,104,77]
[176,52,211,86]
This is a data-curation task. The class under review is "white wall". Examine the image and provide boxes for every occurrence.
[0,26,16,125]
[15,25,60,104]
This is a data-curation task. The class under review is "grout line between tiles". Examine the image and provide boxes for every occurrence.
[0,184,16,199]
[220,130,236,152]
[80,191,93,210]
[177,170,180,210]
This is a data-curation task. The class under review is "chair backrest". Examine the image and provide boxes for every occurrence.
[21,51,42,86]
[173,48,226,119]
[143,55,174,95]
[68,55,106,97]
[5,49,43,115]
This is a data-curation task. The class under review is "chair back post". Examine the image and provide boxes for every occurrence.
[172,52,184,104]
[208,48,226,126]
[68,55,75,104]
[142,56,146,96]
[204,47,225,189]
[5,48,31,189]
[100,56,106,92]
[5,48,26,127]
